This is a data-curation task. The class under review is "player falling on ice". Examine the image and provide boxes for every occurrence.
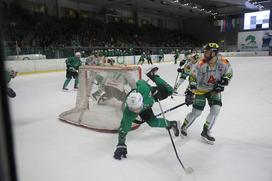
[113,67,179,160]
[180,43,233,144]
[94,69,137,109]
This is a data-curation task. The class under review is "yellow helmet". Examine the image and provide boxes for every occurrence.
[203,43,219,53]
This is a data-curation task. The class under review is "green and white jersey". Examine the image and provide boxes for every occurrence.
[189,55,233,95]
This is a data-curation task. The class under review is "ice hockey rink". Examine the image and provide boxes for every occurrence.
[8,57,272,181]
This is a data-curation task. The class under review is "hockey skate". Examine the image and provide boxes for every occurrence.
[74,86,79,91]
[145,66,159,80]
[62,87,69,91]
[201,126,215,145]
[180,126,188,138]
[167,121,180,137]
[180,121,188,138]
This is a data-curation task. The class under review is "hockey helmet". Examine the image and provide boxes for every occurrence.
[126,92,143,113]
[203,43,219,53]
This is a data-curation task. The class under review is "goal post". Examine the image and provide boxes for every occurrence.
[59,65,142,133]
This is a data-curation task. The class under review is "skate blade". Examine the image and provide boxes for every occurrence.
[201,136,214,145]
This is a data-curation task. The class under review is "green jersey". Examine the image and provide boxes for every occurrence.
[66,56,82,70]
[159,49,164,56]
[117,76,174,145]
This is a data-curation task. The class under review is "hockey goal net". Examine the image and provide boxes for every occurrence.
[59,65,142,133]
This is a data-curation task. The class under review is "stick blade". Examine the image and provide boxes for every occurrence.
[184,167,194,174]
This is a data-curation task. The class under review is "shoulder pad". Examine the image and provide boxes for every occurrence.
[198,58,206,66]
[220,56,229,64]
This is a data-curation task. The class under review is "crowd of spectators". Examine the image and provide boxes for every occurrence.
[1,2,203,57]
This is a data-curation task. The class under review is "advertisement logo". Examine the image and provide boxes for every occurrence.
[241,35,258,49]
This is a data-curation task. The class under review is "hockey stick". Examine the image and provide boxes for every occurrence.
[132,102,187,125]
[171,72,180,99]
[155,102,186,117]
[157,100,194,174]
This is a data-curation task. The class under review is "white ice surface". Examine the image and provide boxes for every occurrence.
[8,58,272,181]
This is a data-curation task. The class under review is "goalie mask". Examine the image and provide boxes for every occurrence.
[126,92,143,113]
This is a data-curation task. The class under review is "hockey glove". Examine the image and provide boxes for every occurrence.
[220,77,229,86]
[7,87,16,98]
[179,59,186,67]
[114,144,127,160]
[185,89,194,106]
[213,83,224,93]
[177,68,184,73]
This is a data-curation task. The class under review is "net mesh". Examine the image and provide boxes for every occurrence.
[59,65,142,133]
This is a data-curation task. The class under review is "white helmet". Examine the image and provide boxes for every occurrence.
[126,92,143,113]
[75,52,81,58]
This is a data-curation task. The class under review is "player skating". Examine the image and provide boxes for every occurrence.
[180,43,233,144]
[137,52,147,65]
[62,52,82,91]
[173,52,200,94]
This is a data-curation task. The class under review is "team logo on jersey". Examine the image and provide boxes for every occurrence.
[207,75,216,84]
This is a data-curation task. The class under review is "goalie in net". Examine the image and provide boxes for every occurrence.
[91,69,136,109]
[59,57,142,132]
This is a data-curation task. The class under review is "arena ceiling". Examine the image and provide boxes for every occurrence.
[73,0,272,18]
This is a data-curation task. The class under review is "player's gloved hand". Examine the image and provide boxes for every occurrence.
[114,144,127,160]
[213,83,224,93]
[177,68,184,73]
[184,89,194,106]
[189,84,197,90]
[7,87,16,98]
[179,59,186,67]
[220,77,229,86]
